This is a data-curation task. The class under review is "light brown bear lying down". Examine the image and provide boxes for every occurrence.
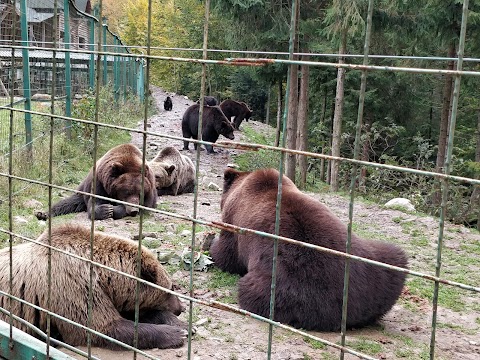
[0,223,187,350]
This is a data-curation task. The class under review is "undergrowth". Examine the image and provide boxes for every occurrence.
[0,88,148,245]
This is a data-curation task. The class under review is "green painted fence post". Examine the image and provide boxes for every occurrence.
[114,37,119,102]
[88,8,97,90]
[122,49,127,101]
[102,17,107,86]
[137,61,144,102]
[64,0,72,138]
[19,0,32,151]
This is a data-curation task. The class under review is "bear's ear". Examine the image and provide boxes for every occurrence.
[110,162,125,178]
[223,168,241,193]
[165,164,176,176]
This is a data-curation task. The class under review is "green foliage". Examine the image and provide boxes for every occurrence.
[0,90,145,246]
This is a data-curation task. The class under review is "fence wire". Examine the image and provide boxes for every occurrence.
[0,0,479,360]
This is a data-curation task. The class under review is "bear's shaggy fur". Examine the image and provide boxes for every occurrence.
[0,223,187,349]
[219,99,253,130]
[210,168,408,331]
[35,143,157,221]
[196,96,218,106]
[181,104,235,154]
[164,96,173,111]
[148,146,195,196]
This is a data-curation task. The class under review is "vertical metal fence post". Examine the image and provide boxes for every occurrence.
[137,61,144,102]
[429,1,470,359]
[122,49,127,101]
[63,0,72,138]
[88,10,96,90]
[266,1,297,358]
[102,17,107,86]
[114,37,119,102]
[19,0,32,151]
[340,0,374,358]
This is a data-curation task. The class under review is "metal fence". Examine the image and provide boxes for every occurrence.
[0,0,145,154]
[0,0,479,359]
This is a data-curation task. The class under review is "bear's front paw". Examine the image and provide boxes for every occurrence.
[35,211,48,221]
[92,204,114,220]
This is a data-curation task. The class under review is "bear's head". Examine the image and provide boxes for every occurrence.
[148,161,177,194]
[210,107,235,140]
[100,159,157,215]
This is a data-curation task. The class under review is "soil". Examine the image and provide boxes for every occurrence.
[61,86,480,360]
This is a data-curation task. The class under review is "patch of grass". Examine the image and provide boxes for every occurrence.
[407,277,466,312]
[304,336,327,350]
[346,337,383,356]
[0,89,146,246]
[207,268,239,304]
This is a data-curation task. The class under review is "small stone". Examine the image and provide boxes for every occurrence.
[195,318,209,326]
[13,216,28,224]
[385,198,415,212]
[180,229,192,237]
[207,182,220,191]
[23,199,43,209]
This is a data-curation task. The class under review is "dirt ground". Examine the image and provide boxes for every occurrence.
[61,86,480,360]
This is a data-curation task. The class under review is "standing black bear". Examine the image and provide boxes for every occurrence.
[0,223,187,349]
[219,99,253,130]
[35,143,157,220]
[196,96,218,106]
[181,104,235,154]
[210,168,408,331]
[164,96,173,111]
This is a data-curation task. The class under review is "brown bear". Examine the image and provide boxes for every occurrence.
[219,99,253,130]
[181,104,235,154]
[209,168,408,331]
[164,96,173,111]
[148,146,196,196]
[0,223,187,350]
[35,143,157,221]
[196,96,218,106]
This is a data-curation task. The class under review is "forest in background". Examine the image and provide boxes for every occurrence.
[96,0,480,228]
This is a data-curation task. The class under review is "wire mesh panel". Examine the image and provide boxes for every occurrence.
[0,0,479,360]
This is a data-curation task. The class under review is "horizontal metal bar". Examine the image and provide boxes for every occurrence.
[2,44,480,76]
[2,105,479,186]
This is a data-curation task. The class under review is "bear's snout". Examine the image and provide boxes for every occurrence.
[125,205,139,217]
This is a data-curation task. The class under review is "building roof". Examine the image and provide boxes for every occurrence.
[26,0,91,13]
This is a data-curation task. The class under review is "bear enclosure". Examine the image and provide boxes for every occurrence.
[0,0,480,360]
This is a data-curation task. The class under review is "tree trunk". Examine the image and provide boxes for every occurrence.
[435,41,456,173]
[296,56,310,189]
[359,115,372,192]
[285,62,299,181]
[265,84,271,124]
[330,29,347,192]
[274,78,282,148]
[473,109,480,231]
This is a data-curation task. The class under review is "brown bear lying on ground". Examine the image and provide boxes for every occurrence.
[209,168,408,331]
[0,223,187,349]
[181,104,235,154]
[148,146,196,196]
[35,143,157,221]
[219,99,253,130]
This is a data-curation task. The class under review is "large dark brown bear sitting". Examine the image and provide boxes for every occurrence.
[210,168,408,331]
[0,223,187,349]
[219,99,253,130]
[181,104,235,154]
[35,143,157,220]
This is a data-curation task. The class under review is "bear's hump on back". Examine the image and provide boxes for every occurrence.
[224,168,294,196]
[153,146,181,161]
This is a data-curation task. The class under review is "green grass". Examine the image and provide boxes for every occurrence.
[304,336,327,350]
[207,267,239,303]
[0,89,147,246]
[346,337,383,356]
